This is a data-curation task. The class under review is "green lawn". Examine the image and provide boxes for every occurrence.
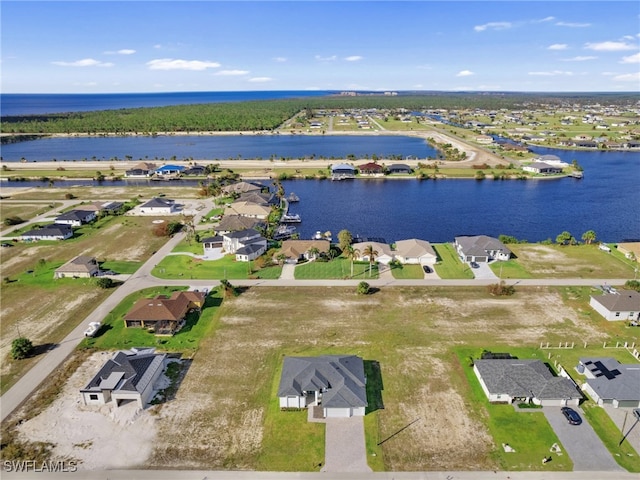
[390,263,424,279]
[432,243,475,279]
[294,258,378,279]
[489,258,533,279]
[98,260,142,275]
[152,253,282,279]
[80,286,222,356]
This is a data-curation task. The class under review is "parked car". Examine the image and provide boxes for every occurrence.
[84,322,101,337]
[422,265,432,274]
[470,262,480,269]
[561,407,582,425]
[97,270,116,276]
[1,242,13,248]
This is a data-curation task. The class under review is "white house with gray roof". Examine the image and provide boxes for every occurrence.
[474,359,581,406]
[577,358,640,408]
[278,355,368,418]
[222,228,266,261]
[455,235,512,263]
[80,348,166,409]
[589,291,640,321]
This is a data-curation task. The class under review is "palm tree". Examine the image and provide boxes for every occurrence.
[308,246,320,260]
[362,244,378,278]
[344,245,360,278]
[581,230,597,245]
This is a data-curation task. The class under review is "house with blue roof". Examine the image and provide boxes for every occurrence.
[155,164,185,176]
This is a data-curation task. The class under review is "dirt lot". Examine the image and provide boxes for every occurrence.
[9,285,612,471]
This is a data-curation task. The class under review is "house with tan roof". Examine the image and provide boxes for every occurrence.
[124,290,205,335]
[221,181,265,196]
[589,291,640,321]
[125,162,157,178]
[277,239,330,263]
[224,201,272,219]
[394,239,437,265]
[54,255,99,279]
[352,241,394,265]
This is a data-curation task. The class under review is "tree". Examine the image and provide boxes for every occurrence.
[357,281,370,295]
[308,246,320,260]
[96,277,114,289]
[11,337,34,360]
[362,244,378,277]
[338,229,353,253]
[220,279,238,298]
[556,231,573,246]
[581,230,597,245]
[343,245,361,278]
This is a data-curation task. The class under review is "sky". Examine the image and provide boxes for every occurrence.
[1,0,639,93]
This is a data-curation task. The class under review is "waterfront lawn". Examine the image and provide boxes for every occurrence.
[80,287,222,356]
[432,243,475,279]
[152,253,282,279]
[489,258,533,279]
[294,258,378,279]
[390,263,424,279]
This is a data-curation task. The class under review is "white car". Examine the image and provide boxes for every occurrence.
[84,322,101,337]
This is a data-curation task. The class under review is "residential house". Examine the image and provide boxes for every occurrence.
[394,238,437,265]
[589,291,640,321]
[20,224,73,241]
[278,355,368,418]
[352,241,394,265]
[222,228,267,261]
[215,215,265,234]
[155,164,185,176]
[331,163,356,179]
[80,348,166,409]
[238,191,279,207]
[616,242,640,262]
[54,255,99,279]
[454,235,512,263]
[138,197,178,215]
[201,235,223,257]
[576,358,640,408]
[387,163,412,174]
[125,162,157,178]
[224,201,271,219]
[54,209,97,227]
[474,358,581,406]
[533,154,568,168]
[182,164,206,176]
[124,290,205,335]
[358,162,384,176]
[475,135,494,145]
[75,201,124,215]
[523,162,563,175]
[221,181,265,196]
[277,239,330,263]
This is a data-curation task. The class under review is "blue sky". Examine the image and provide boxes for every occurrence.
[2,1,639,93]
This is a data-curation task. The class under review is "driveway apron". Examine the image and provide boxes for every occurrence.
[321,416,372,472]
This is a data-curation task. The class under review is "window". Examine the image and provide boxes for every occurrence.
[615,312,620,317]
[89,394,98,400]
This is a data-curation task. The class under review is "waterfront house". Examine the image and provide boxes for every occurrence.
[222,228,267,261]
[352,241,394,265]
[331,163,356,179]
[139,197,178,215]
[80,348,166,409]
[523,162,563,175]
[276,239,330,263]
[20,224,73,241]
[278,355,367,417]
[155,164,185,176]
[576,358,640,408]
[454,235,512,263]
[394,239,437,265]
[387,163,412,174]
[221,181,265,196]
[238,191,279,207]
[54,255,99,279]
[474,358,581,406]
[224,201,272,219]
[54,209,97,227]
[214,215,265,234]
[125,162,157,178]
[358,162,384,176]
[589,291,640,321]
[616,242,640,262]
[182,164,206,175]
[124,290,205,335]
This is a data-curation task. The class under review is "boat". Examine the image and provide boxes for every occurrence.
[273,225,297,240]
[281,214,301,223]
[287,192,300,202]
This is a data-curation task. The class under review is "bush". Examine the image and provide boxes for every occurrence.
[625,280,640,292]
[357,281,370,295]
[96,277,114,289]
[4,216,24,226]
[11,337,34,360]
[488,281,515,296]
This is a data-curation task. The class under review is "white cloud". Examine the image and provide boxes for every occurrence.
[344,55,363,62]
[585,41,636,51]
[273,57,287,62]
[613,72,640,82]
[248,77,272,83]
[528,70,574,76]
[620,52,640,64]
[474,22,511,32]
[215,70,250,76]
[104,49,136,55]
[555,22,591,28]
[562,56,597,62]
[456,70,475,77]
[52,58,114,67]
[536,16,556,23]
[146,58,220,70]
[315,55,337,61]
[548,44,568,51]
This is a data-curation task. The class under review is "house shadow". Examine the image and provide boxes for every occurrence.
[364,359,384,414]
[151,355,192,405]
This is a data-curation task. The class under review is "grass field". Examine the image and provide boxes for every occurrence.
[390,263,424,279]
[294,258,378,279]
[432,243,475,279]
[0,202,62,223]
[152,252,283,279]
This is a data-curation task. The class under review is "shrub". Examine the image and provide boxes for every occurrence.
[64,192,75,199]
[625,280,640,292]
[96,277,114,289]
[4,216,24,226]
[488,281,515,296]
[357,281,370,295]
[11,337,34,360]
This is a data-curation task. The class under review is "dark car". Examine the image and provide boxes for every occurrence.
[470,261,480,269]
[422,265,432,274]
[561,407,582,425]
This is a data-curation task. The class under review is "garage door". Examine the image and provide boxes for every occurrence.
[325,407,351,418]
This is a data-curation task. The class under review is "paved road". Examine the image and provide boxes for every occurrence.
[543,407,622,471]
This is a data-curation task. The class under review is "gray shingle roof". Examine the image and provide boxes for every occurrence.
[579,357,640,402]
[455,235,512,258]
[591,291,640,312]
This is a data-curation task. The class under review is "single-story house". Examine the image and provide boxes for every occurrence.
[221,181,265,196]
[577,358,640,408]
[523,162,563,175]
[125,162,157,178]
[222,228,267,261]
[277,239,330,263]
[138,197,177,215]
[352,241,394,265]
[80,347,166,409]
[278,355,368,418]
[474,358,582,406]
[182,164,206,175]
[238,191,279,207]
[20,224,73,241]
[387,163,412,174]
[589,291,640,321]
[454,235,512,263]
[394,238,437,265]
[54,255,99,279]
[124,290,205,335]
[214,215,265,234]
[75,201,124,214]
[331,163,356,179]
[358,162,384,176]
[224,201,271,219]
[154,164,185,176]
[616,242,640,262]
[54,209,97,227]
[201,235,223,256]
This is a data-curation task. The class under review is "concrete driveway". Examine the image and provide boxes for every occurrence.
[543,407,622,471]
[470,262,498,280]
[321,416,372,473]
